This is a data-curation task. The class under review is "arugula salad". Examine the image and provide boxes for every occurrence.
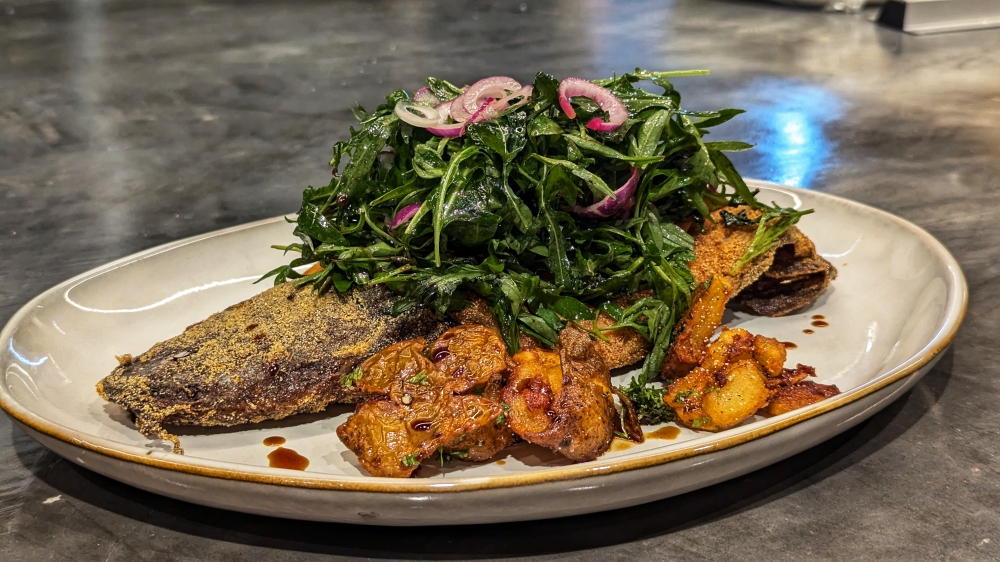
[260,69,808,415]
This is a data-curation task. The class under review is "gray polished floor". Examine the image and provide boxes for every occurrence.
[2,0,999,560]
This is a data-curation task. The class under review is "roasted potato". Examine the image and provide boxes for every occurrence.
[428,324,508,393]
[444,373,517,461]
[337,391,503,478]
[338,325,512,476]
[665,328,769,431]
[502,327,616,462]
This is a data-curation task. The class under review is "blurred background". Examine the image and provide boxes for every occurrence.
[2,2,1000,559]
[3,0,998,314]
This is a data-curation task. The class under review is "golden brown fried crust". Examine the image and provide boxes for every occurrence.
[735,226,838,317]
[95,283,449,453]
[503,326,616,462]
[579,310,651,370]
[662,276,732,379]
[765,381,841,416]
[688,206,779,295]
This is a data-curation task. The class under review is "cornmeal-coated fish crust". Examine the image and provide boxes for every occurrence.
[96,283,448,453]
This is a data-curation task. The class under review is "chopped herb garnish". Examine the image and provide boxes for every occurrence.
[672,389,698,403]
[407,371,430,386]
[401,453,420,467]
[691,415,712,428]
[496,402,511,426]
[340,367,363,388]
[617,376,674,425]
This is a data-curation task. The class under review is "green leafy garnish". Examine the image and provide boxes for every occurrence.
[263,68,806,392]
[401,453,420,468]
[618,376,674,425]
[407,371,430,386]
[340,368,363,388]
[496,402,511,426]
[731,203,813,274]
[691,415,712,429]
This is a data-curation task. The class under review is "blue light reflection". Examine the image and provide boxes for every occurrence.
[8,338,49,367]
[734,79,845,188]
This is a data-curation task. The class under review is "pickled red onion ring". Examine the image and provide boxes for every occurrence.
[558,77,628,132]
[394,102,442,128]
[571,167,640,219]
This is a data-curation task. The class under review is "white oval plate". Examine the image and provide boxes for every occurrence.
[0,182,966,526]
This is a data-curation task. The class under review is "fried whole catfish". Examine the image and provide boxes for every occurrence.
[96,283,448,452]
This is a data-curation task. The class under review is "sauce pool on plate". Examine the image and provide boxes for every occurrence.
[268,447,310,471]
[262,436,286,446]
[646,426,681,440]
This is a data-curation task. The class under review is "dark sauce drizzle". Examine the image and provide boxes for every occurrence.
[268,447,309,471]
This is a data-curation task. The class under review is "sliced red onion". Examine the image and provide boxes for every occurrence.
[558,77,628,132]
[449,95,473,122]
[488,84,533,113]
[434,100,452,122]
[460,76,521,116]
[389,202,422,230]
[571,167,640,219]
[468,97,497,123]
[426,122,465,137]
[428,98,495,137]
[395,101,443,128]
[412,87,439,106]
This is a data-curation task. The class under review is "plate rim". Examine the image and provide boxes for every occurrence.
[0,181,968,493]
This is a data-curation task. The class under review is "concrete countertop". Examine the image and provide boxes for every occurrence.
[1,0,998,560]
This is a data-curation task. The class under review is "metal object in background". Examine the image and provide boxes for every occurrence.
[772,0,883,13]
[878,0,1000,34]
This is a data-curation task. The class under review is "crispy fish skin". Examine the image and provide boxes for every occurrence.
[688,206,779,295]
[735,226,837,317]
[96,283,448,453]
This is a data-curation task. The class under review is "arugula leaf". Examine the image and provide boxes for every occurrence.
[432,146,480,266]
[425,77,464,101]
[732,204,812,273]
[265,68,793,386]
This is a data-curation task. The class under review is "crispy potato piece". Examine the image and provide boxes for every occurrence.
[665,328,769,431]
[428,325,508,393]
[502,327,616,462]
[764,363,816,390]
[337,391,502,478]
[444,373,516,461]
[765,381,840,416]
[700,359,769,429]
[504,348,562,437]
[356,339,445,398]
[339,325,512,476]
[752,334,787,377]
[662,276,732,378]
